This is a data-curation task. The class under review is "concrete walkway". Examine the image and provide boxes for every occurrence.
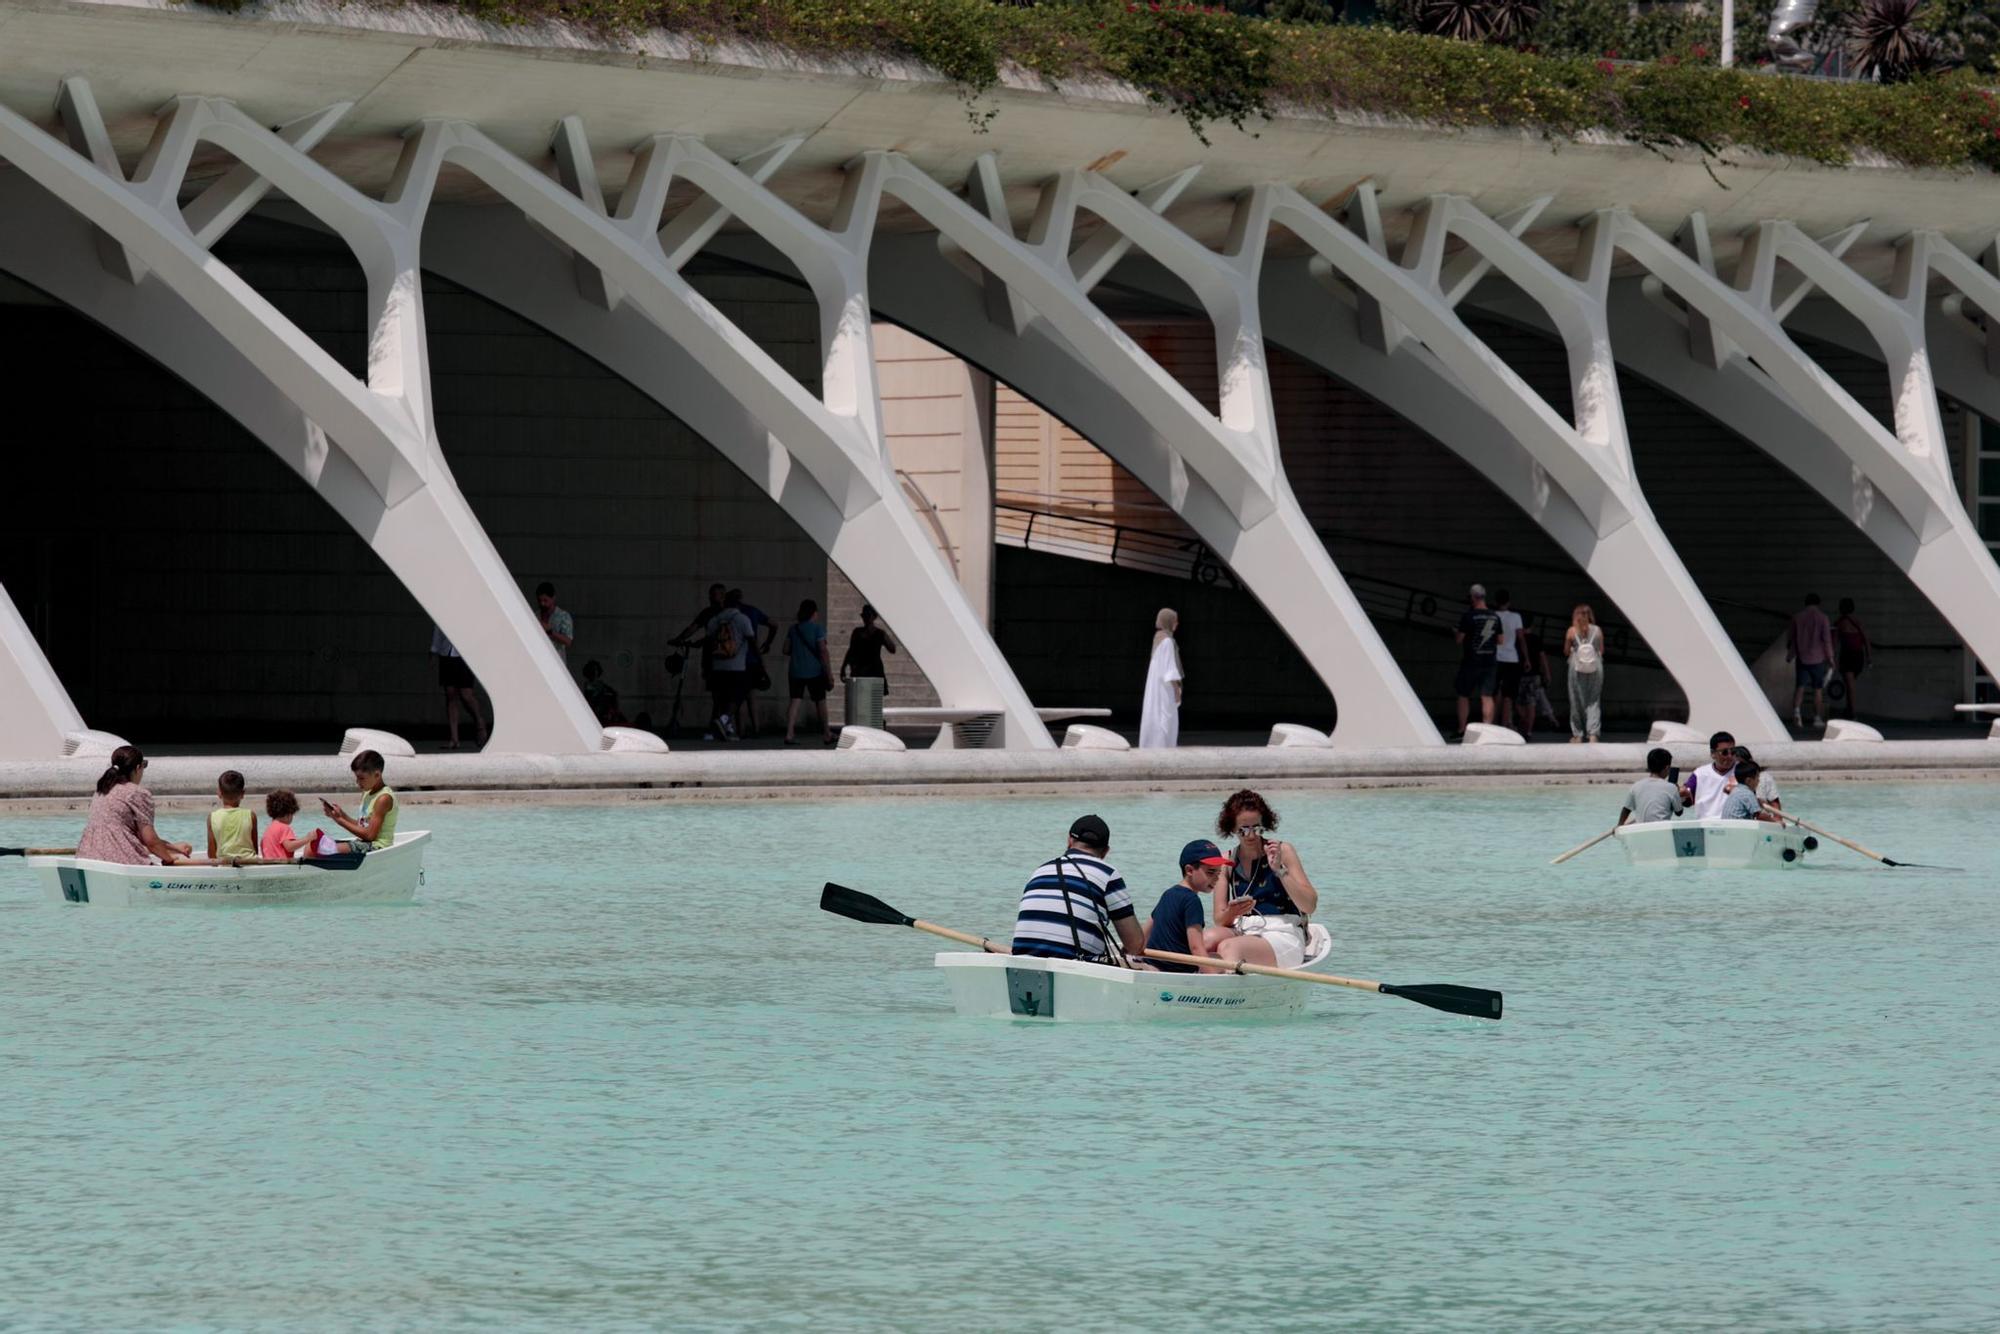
[4,738,1996,809]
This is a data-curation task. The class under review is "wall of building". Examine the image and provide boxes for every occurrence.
[982,307,1972,730]
[0,224,827,743]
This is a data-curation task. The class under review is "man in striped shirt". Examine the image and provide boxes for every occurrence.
[1010,814,1144,964]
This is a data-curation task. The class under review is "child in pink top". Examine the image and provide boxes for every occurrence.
[260,790,319,860]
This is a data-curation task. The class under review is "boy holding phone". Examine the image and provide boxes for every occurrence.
[1139,840,1242,973]
[319,749,399,854]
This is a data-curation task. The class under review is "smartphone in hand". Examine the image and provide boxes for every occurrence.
[1669,766,1680,786]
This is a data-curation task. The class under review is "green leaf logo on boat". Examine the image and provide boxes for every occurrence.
[149,880,163,889]
[1160,992,1175,1002]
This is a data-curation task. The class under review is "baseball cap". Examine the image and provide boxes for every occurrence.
[1179,839,1230,869]
[1068,813,1110,847]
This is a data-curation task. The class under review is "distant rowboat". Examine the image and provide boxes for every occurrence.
[1613,818,1813,869]
[27,831,429,907]
[935,924,1336,1021]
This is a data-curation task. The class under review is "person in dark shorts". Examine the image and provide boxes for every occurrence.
[1139,839,1240,973]
[1454,583,1502,738]
[429,624,487,750]
[1493,588,1525,729]
[1834,598,1872,719]
[783,598,834,746]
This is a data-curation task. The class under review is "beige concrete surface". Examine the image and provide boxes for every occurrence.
[3,739,1996,808]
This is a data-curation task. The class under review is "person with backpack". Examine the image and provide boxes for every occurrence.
[1563,602,1605,743]
[705,590,755,742]
[782,598,835,746]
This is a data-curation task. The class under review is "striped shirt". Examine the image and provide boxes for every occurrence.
[1011,851,1133,960]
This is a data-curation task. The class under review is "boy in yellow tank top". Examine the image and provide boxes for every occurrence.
[322,749,398,854]
[206,769,259,863]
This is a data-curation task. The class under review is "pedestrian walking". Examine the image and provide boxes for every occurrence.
[839,604,897,692]
[1138,608,1182,749]
[1515,623,1560,737]
[536,582,573,663]
[1493,588,1524,731]
[1454,584,1502,738]
[1563,604,1604,743]
[1833,597,1872,719]
[705,591,756,741]
[1787,592,1836,728]
[731,587,777,736]
[430,624,488,750]
[783,598,835,746]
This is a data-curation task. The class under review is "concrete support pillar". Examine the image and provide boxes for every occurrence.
[960,364,997,628]
[0,97,602,754]
[0,582,84,760]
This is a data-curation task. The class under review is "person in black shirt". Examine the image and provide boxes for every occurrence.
[839,604,897,691]
[1454,583,1503,738]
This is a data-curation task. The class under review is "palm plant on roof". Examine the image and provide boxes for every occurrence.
[1416,0,1544,44]
[1845,0,1954,81]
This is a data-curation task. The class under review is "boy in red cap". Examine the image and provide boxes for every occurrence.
[1139,839,1250,974]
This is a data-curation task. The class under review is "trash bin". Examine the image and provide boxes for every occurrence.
[844,675,885,729]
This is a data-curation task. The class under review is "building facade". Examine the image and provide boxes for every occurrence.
[1,1,1996,755]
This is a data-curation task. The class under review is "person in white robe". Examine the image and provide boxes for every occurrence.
[1139,608,1183,749]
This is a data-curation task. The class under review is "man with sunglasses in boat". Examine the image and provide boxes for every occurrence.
[1009,814,1145,967]
[1682,732,1741,819]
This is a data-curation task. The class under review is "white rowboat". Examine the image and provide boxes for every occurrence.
[1613,818,1812,870]
[29,831,430,907]
[935,924,1335,1021]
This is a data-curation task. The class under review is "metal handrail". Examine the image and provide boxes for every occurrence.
[995,499,1668,669]
[896,469,960,579]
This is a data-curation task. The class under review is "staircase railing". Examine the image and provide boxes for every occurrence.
[995,496,1666,671]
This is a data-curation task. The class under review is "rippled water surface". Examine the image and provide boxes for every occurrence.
[4,781,1998,1331]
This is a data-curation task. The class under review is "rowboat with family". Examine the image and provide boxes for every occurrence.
[20,831,430,908]
[821,790,1503,1025]
[1,743,427,908]
[1613,817,1815,869]
[934,924,1336,1021]
[1555,737,1942,873]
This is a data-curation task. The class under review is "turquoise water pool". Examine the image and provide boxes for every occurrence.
[3,782,1996,1330]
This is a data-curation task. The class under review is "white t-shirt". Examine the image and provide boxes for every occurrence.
[1495,610,1523,664]
[1686,763,1735,819]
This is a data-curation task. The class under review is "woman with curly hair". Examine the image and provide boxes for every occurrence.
[1202,789,1319,969]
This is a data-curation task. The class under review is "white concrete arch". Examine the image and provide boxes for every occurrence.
[1249,187,1785,741]
[0,88,601,754]
[861,157,1438,747]
[0,581,84,761]
[415,120,1050,748]
[1594,213,2000,685]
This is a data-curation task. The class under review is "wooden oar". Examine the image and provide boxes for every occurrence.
[1139,947,1502,1020]
[1758,802,1949,869]
[822,883,1502,1020]
[1550,827,1618,865]
[0,847,76,857]
[821,882,1007,953]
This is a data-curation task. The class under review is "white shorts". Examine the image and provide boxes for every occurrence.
[1237,916,1307,968]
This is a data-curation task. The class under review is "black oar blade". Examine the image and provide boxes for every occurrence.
[0,848,24,858]
[821,882,914,928]
[1379,982,1504,1021]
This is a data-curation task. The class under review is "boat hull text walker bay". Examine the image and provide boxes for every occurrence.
[1614,818,1813,870]
[29,831,430,907]
[936,924,1336,1021]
